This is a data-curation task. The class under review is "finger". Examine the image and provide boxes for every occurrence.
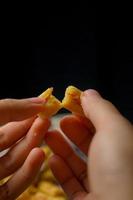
[0,117,35,151]
[0,117,50,179]
[0,97,46,125]
[45,130,88,190]
[0,148,45,200]
[81,89,121,130]
[60,115,93,155]
[75,115,95,133]
[49,155,87,200]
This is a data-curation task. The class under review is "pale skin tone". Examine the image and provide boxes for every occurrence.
[0,91,133,200]
[45,90,133,200]
[0,97,50,200]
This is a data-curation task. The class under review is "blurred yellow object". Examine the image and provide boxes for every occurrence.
[17,190,32,200]
[62,85,84,116]
[0,176,10,186]
[31,192,66,200]
[43,146,53,159]
[38,87,62,118]
[38,181,65,197]
[17,146,67,200]
[31,192,48,200]
[41,168,57,183]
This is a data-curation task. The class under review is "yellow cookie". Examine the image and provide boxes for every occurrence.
[31,192,48,200]
[62,86,84,116]
[38,181,65,197]
[17,190,32,200]
[38,87,62,118]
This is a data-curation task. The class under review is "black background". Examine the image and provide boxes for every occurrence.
[0,17,133,122]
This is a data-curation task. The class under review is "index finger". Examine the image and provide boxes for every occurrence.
[0,97,45,125]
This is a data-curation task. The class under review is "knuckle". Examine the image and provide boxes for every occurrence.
[78,170,87,182]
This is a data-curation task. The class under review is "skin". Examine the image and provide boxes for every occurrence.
[0,97,50,200]
[45,90,133,200]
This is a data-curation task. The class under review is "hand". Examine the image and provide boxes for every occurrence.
[45,90,133,200]
[0,98,50,200]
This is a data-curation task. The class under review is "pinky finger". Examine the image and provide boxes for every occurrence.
[0,148,45,200]
[49,155,87,200]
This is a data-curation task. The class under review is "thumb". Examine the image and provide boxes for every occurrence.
[81,89,121,130]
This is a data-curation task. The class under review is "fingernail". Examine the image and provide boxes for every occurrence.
[83,89,101,97]
[28,97,46,104]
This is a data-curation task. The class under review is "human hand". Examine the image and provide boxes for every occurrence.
[45,90,133,200]
[0,98,50,200]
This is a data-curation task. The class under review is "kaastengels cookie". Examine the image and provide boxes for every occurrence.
[38,87,62,118]
[62,86,84,116]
